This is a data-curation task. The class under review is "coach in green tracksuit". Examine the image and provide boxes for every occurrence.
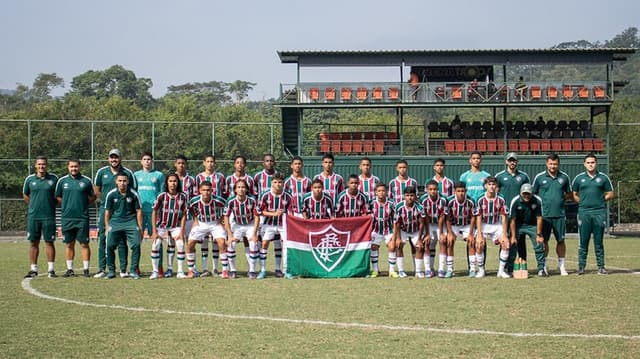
[104,172,143,279]
[509,183,546,276]
[571,154,614,275]
[94,149,137,278]
[532,153,573,276]
[55,159,96,277]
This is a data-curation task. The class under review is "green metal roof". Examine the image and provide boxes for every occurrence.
[277,48,637,66]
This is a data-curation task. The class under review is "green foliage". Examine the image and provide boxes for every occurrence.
[69,65,154,109]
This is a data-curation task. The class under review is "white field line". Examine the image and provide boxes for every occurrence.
[545,256,636,272]
[22,279,639,341]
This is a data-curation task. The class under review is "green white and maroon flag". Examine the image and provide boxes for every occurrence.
[284,215,372,278]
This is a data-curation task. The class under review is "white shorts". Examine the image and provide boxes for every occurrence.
[184,219,193,238]
[480,223,503,244]
[371,232,393,246]
[189,221,227,242]
[230,223,257,241]
[156,227,182,240]
[426,227,447,250]
[400,231,421,246]
[451,225,473,240]
[262,224,284,241]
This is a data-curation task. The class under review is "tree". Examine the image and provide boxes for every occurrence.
[604,27,639,48]
[228,80,256,104]
[69,65,154,109]
[166,81,230,106]
[31,73,64,100]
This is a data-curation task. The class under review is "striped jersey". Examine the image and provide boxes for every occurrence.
[195,171,226,197]
[335,190,370,218]
[369,199,395,235]
[224,195,258,225]
[178,173,197,202]
[419,193,448,225]
[388,176,418,204]
[258,190,292,226]
[358,174,381,201]
[302,192,334,219]
[189,194,226,223]
[284,175,312,214]
[253,170,277,198]
[430,176,455,197]
[447,196,477,226]
[476,195,507,225]
[394,201,425,233]
[153,192,188,229]
[225,173,256,198]
[313,172,344,205]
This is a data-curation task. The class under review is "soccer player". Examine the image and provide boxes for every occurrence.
[459,151,491,204]
[104,172,143,279]
[254,153,283,274]
[420,180,448,278]
[226,155,258,267]
[335,175,370,218]
[314,153,344,205]
[475,177,510,278]
[430,158,454,198]
[284,156,311,216]
[195,154,226,277]
[532,154,572,276]
[134,151,165,239]
[149,173,188,279]
[224,179,260,279]
[509,183,546,277]
[369,183,396,277]
[301,179,334,220]
[23,156,59,278]
[186,181,228,278]
[495,152,529,274]
[446,182,477,277]
[357,157,380,201]
[393,186,427,278]
[571,153,614,275]
[388,159,418,204]
[256,173,292,279]
[134,151,165,274]
[55,159,96,277]
[94,149,137,278]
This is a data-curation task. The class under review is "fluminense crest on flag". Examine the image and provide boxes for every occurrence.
[309,225,350,272]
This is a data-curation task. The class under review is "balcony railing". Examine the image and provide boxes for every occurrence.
[279,81,611,105]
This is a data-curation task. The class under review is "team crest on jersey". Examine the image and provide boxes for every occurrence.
[79,182,85,188]
[104,174,109,179]
[532,204,537,210]
[581,178,586,183]
[309,225,350,272]
[47,180,54,186]
[558,178,564,184]
[596,177,602,183]
[151,178,157,183]
[63,183,69,189]
[542,180,547,184]
[126,197,132,203]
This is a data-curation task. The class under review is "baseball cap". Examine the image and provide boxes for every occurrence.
[520,183,533,194]
[506,152,518,161]
[108,149,121,157]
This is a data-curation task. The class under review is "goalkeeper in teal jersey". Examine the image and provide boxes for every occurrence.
[135,152,165,274]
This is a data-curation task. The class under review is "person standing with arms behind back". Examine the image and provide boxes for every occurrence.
[572,154,614,275]
[23,156,58,278]
[135,151,165,274]
[55,159,96,277]
[532,154,572,276]
[93,149,137,278]
[460,151,491,205]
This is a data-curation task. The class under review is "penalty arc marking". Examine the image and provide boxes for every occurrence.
[22,278,639,341]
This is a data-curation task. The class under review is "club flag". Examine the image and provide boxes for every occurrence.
[285,215,372,278]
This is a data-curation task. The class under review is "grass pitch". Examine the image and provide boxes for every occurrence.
[1,237,639,358]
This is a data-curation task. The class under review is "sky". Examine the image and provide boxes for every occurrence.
[1,0,638,100]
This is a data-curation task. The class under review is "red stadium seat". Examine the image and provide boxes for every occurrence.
[372,87,383,101]
[551,139,562,152]
[309,87,320,101]
[454,140,465,153]
[341,133,353,153]
[363,132,374,153]
[319,132,330,153]
[329,133,341,153]
[508,140,518,152]
[547,86,558,100]
[356,87,368,102]
[578,86,589,100]
[476,139,487,153]
[530,86,542,100]
[593,86,606,99]
[540,140,551,152]
[486,140,497,153]
[572,139,583,152]
[530,139,541,153]
[561,139,572,152]
[387,87,400,101]
[444,140,455,153]
[341,88,353,102]
[352,133,364,153]
[465,140,476,152]
[593,138,604,152]
[497,140,505,153]
[325,88,336,101]
[582,139,594,152]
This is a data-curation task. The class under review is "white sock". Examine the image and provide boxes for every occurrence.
[397,256,405,272]
[166,239,175,270]
[558,257,566,268]
[211,241,219,272]
[259,248,267,272]
[388,252,397,272]
[227,241,237,272]
[447,256,454,272]
[468,255,476,272]
[274,239,282,271]
[66,260,73,270]
[414,258,424,273]
[248,241,258,273]
[47,262,54,272]
[244,245,250,266]
[371,250,379,272]
[499,249,509,273]
[438,254,446,272]
[220,252,228,271]
[151,239,161,272]
[476,253,485,269]
[83,260,90,270]
[31,264,38,272]
[424,255,432,272]
[176,240,185,273]
[186,252,196,270]
[201,242,209,271]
